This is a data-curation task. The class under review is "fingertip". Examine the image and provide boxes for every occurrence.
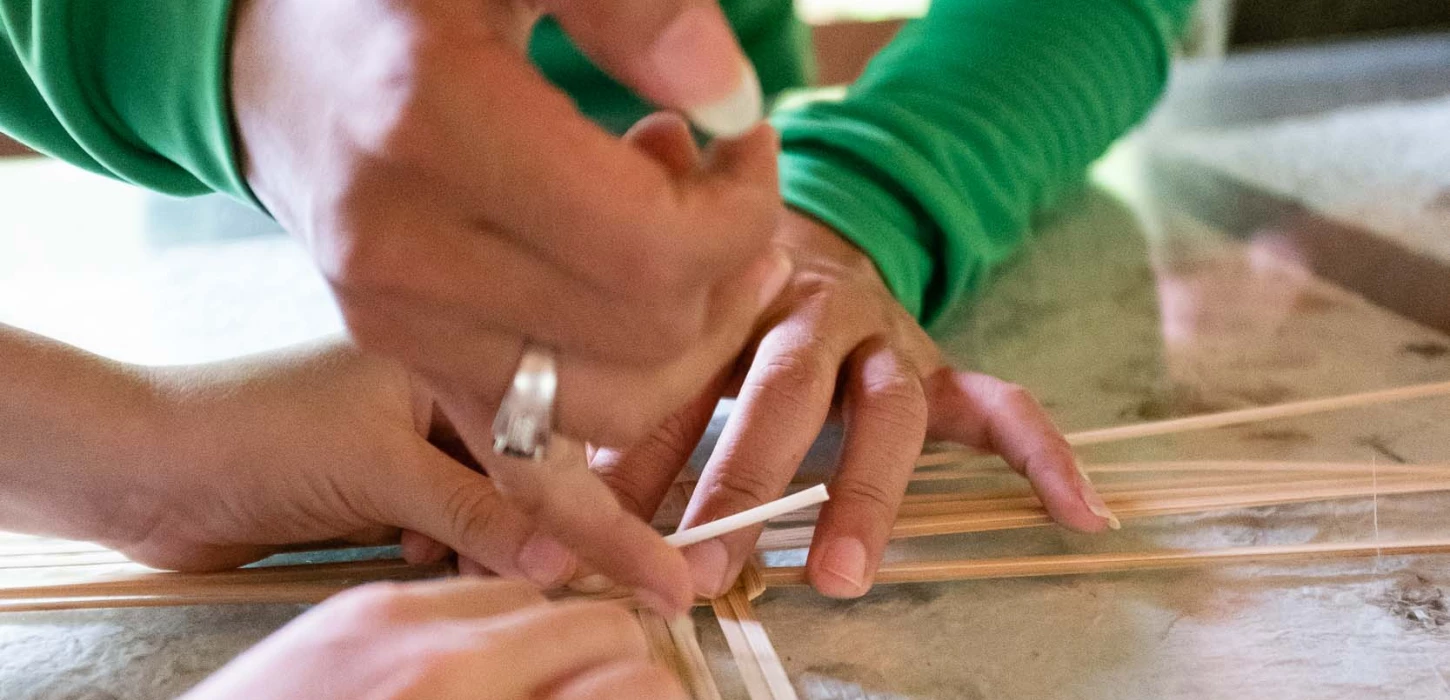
[807,537,870,599]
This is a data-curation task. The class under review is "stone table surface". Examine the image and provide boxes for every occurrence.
[4,36,1450,700]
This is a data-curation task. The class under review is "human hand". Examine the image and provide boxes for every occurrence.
[592,211,1118,599]
[103,340,607,593]
[229,0,783,452]
[229,1,792,610]
[183,578,684,700]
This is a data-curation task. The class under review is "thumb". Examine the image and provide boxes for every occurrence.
[541,0,762,137]
[385,445,576,585]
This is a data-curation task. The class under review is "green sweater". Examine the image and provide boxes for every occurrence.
[0,0,1192,326]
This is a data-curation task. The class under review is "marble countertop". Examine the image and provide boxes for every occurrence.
[4,36,1450,700]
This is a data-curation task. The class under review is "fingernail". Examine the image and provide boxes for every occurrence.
[649,6,762,137]
[567,574,615,594]
[756,252,793,310]
[1075,463,1121,530]
[686,62,763,138]
[817,538,868,597]
[516,532,574,587]
[682,540,732,598]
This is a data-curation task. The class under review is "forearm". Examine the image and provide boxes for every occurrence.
[773,0,1194,326]
[0,324,168,544]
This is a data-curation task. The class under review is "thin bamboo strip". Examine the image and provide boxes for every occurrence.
[711,564,796,700]
[0,560,449,600]
[757,539,1450,586]
[638,610,723,700]
[895,475,1436,518]
[756,477,1450,550]
[909,460,1450,483]
[0,582,355,613]
[767,472,1365,526]
[915,380,1450,467]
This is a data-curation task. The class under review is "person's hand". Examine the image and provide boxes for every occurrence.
[229,1,792,610]
[229,0,783,451]
[103,340,606,596]
[591,211,1119,599]
[183,578,685,700]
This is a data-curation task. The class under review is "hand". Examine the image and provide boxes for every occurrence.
[229,1,792,610]
[183,578,685,700]
[229,0,784,450]
[105,340,599,595]
[591,211,1118,598]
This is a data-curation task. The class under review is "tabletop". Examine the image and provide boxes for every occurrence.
[3,34,1450,700]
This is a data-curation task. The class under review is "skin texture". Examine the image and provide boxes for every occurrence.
[181,578,686,700]
[229,0,789,611]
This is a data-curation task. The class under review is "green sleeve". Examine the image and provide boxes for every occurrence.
[0,0,249,200]
[773,0,1195,326]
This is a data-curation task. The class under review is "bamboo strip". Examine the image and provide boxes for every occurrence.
[915,380,1450,467]
[638,610,723,700]
[756,477,1450,550]
[910,460,1450,482]
[757,539,1450,586]
[0,582,354,613]
[0,560,449,600]
[711,565,796,700]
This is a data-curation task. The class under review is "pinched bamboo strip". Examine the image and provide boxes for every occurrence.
[915,380,1450,467]
[755,476,1450,550]
[757,539,1450,586]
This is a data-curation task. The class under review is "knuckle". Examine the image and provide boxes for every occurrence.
[831,478,901,519]
[703,466,780,509]
[752,352,831,413]
[440,482,506,544]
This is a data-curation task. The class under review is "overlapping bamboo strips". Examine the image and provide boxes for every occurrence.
[638,610,723,700]
[757,539,1450,586]
[910,460,1450,482]
[755,475,1450,550]
[711,563,795,700]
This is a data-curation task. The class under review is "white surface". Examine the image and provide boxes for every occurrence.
[1163,95,1450,264]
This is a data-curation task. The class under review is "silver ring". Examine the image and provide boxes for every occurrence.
[492,344,557,460]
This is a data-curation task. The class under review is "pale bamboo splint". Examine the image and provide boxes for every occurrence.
[711,563,797,700]
[757,539,1450,586]
[915,379,1450,467]
[909,460,1450,483]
